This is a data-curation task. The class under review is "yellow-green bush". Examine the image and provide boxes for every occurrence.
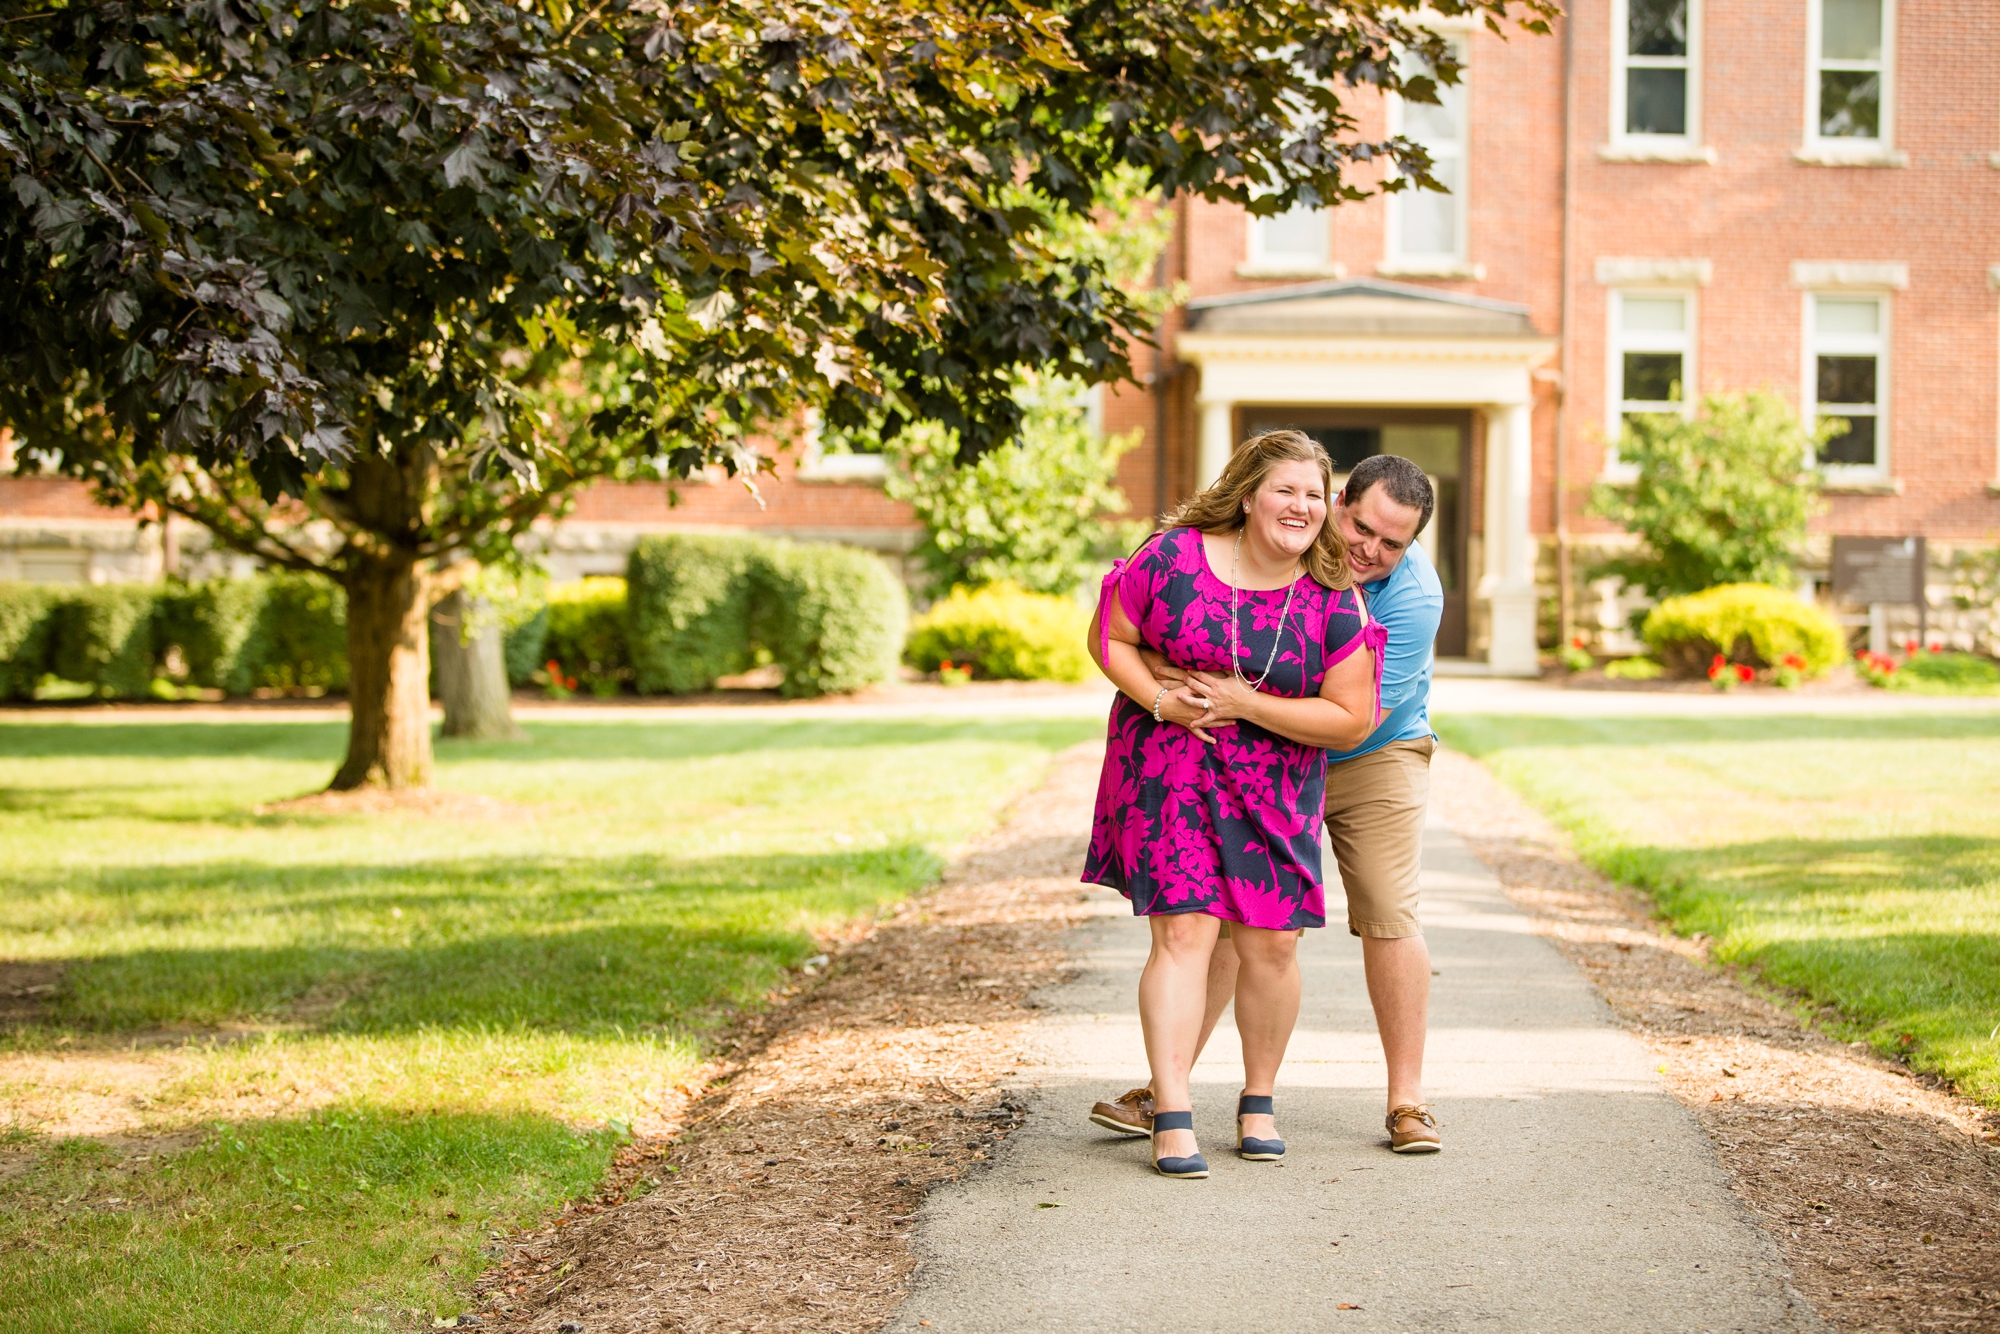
[904,584,1091,682]
[544,576,630,694]
[1641,583,1845,678]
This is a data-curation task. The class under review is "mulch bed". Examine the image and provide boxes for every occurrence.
[1431,748,2000,1334]
[460,743,1104,1333]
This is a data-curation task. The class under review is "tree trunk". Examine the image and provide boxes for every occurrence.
[431,588,519,740]
[332,554,434,790]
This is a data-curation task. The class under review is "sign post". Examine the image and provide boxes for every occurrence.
[1831,536,1927,652]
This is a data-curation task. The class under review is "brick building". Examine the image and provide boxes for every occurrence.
[5,0,1998,666]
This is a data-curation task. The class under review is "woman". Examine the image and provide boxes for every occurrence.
[1086,430,1383,1179]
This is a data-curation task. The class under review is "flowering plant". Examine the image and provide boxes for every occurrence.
[937,659,974,687]
[1706,653,1741,691]
[1855,650,1898,688]
[537,658,579,701]
[1559,635,1594,674]
[1772,652,1808,690]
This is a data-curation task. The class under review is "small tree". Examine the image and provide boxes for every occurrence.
[886,378,1142,598]
[1590,391,1831,601]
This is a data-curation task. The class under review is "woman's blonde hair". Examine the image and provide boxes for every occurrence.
[1165,429,1354,590]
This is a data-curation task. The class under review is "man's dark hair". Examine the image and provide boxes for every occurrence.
[1342,454,1436,536]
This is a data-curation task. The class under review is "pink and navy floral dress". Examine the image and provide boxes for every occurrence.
[1085,526,1386,931]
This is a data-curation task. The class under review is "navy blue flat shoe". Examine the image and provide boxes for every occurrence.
[1151,1109,1209,1179]
[1237,1094,1285,1161]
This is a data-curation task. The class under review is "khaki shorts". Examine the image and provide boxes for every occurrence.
[1324,737,1435,939]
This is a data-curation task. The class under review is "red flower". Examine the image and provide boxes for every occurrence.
[1781,653,1806,670]
[1735,663,1754,683]
[1929,643,1941,653]
[1904,639,1919,656]
[1571,635,1588,649]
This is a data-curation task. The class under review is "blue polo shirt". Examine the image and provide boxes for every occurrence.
[1327,542,1443,763]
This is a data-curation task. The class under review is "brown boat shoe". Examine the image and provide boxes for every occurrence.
[1386,1103,1441,1153]
[1089,1086,1155,1137]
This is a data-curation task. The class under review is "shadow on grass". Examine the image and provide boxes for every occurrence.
[7,847,940,1040]
[0,716,1103,764]
[1438,713,2000,755]
[1579,832,2000,1099]
[0,1104,617,1334]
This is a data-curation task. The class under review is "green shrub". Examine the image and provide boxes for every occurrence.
[236,572,348,692]
[0,582,60,699]
[1899,651,2000,690]
[45,584,159,698]
[1603,656,1664,681]
[544,577,630,695]
[904,583,1090,682]
[757,544,908,698]
[626,535,762,694]
[1641,583,1845,678]
[156,578,270,690]
[504,606,550,686]
[1590,391,1829,600]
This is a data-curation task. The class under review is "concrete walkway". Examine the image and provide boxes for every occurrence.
[888,810,1826,1334]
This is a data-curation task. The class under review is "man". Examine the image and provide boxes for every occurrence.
[1089,453,1446,1153]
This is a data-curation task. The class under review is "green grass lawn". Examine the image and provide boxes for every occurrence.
[1437,712,2000,1107]
[0,713,1097,1332]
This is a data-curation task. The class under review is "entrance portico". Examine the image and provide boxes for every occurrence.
[1174,278,1557,675]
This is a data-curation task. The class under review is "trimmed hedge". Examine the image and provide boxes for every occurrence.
[904,583,1090,682]
[1642,583,1845,678]
[0,583,60,699]
[759,543,908,698]
[544,576,631,694]
[626,535,763,694]
[0,573,347,700]
[626,534,907,697]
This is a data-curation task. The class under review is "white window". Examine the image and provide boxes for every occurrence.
[1249,201,1330,271]
[1806,294,1888,474]
[1385,43,1468,272]
[1612,0,1701,148]
[1605,291,1694,463]
[1808,0,1893,149]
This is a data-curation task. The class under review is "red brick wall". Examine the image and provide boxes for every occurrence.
[0,477,122,522]
[1563,0,2000,541]
[566,450,914,534]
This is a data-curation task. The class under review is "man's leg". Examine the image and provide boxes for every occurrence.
[1324,739,1437,1143]
[1362,933,1429,1112]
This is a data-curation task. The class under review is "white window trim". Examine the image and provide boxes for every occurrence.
[1800,0,1899,164]
[1602,287,1697,480]
[1383,38,1470,275]
[794,409,889,483]
[1609,0,1705,157]
[1243,200,1339,278]
[1803,291,1892,484]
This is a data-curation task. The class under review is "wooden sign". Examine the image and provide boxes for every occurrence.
[1831,536,1926,606]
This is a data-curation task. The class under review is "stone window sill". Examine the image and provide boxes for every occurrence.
[1375,260,1486,281]
[1821,476,1903,496]
[1235,261,1347,281]
[1793,146,1909,168]
[1596,143,1717,164]
[797,453,889,483]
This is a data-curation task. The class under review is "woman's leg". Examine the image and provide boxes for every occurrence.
[1138,912,1221,1160]
[1230,925,1303,1142]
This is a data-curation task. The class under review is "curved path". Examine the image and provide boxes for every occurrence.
[887,807,1827,1333]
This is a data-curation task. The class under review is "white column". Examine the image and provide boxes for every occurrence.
[1197,398,1234,490]
[1482,401,1540,676]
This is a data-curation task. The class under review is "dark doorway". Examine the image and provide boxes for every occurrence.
[1239,407,1472,657]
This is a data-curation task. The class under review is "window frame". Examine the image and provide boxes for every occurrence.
[1383,37,1471,273]
[1805,0,1895,156]
[1246,198,1332,272]
[1803,291,1891,480]
[1610,0,1703,153]
[1603,288,1697,478]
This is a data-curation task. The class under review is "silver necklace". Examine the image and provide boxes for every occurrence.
[1229,529,1299,691]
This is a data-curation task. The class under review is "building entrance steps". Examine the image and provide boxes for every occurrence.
[886,812,1826,1333]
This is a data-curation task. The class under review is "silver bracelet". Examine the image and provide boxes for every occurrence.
[1151,686,1169,722]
